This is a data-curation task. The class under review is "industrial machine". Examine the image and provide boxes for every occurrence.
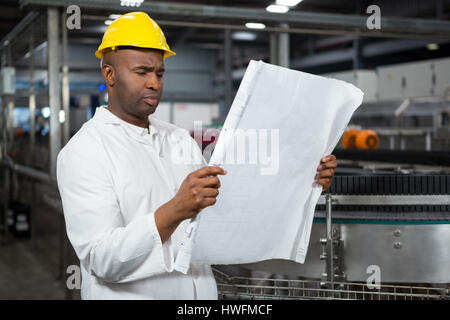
[190,57,450,300]
[212,167,450,300]
[350,98,450,151]
[325,57,450,152]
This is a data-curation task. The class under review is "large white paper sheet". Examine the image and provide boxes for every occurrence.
[174,60,363,274]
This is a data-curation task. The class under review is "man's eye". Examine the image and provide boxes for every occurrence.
[157,74,164,78]
[136,71,146,75]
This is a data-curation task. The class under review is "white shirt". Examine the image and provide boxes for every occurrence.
[56,106,217,300]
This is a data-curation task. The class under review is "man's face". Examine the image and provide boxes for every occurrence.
[105,48,165,120]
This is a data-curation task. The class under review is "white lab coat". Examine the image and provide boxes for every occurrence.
[56,106,217,299]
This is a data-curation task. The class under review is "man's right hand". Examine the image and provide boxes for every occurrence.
[170,166,227,220]
[155,166,226,243]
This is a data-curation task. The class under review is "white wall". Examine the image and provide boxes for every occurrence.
[321,70,378,103]
[322,57,450,103]
[153,102,219,132]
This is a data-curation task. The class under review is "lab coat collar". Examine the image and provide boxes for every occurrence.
[93,106,166,144]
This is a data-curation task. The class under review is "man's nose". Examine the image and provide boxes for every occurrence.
[145,74,161,91]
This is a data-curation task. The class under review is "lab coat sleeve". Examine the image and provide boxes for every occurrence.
[56,130,174,283]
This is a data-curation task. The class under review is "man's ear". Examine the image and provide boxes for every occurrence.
[102,64,115,87]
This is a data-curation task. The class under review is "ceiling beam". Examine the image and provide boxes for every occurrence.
[290,39,450,69]
[20,0,450,40]
[0,11,39,47]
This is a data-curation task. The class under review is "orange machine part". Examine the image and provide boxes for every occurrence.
[342,129,359,149]
[15,128,26,137]
[355,129,379,149]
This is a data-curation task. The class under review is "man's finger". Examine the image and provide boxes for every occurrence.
[193,166,227,178]
[317,160,338,170]
[197,188,220,198]
[321,154,336,162]
[198,176,221,188]
[200,197,217,208]
[318,168,334,179]
[317,177,332,186]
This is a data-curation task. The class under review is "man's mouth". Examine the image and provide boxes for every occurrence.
[143,96,159,105]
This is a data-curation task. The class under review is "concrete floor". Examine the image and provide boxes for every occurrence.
[0,181,81,300]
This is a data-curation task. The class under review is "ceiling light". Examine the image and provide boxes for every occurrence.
[41,107,50,119]
[245,22,266,30]
[276,0,303,6]
[104,20,114,25]
[59,110,65,124]
[232,32,257,41]
[426,43,439,50]
[120,0,144,7]
[109,14,122,20]
[266,4,290,13]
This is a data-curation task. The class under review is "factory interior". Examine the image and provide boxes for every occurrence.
[0,0,450,300]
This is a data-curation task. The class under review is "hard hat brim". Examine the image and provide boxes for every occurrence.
[95,45,176,59]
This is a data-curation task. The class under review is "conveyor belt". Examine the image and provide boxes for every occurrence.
[327,174,450,195]
[314,174,450,222]
[333,149,450,166]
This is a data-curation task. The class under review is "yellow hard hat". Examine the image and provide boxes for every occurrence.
[95,12,175,59]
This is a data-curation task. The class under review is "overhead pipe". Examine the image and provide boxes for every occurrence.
[20,0,450,39]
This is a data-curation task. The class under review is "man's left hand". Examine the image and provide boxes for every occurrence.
[315,154,338,192]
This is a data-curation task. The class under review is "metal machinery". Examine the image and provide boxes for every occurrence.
[349,97,450,151]
[326,58,450,152]
[210,94,450,299]
[205,100,450,300]
[211,59,450,300]
[211,98,450,300]
[213,173,450,300]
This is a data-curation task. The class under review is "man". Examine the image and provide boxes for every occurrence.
[57,12,338,300]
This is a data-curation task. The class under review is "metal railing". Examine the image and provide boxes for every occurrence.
[212,268,450,300]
